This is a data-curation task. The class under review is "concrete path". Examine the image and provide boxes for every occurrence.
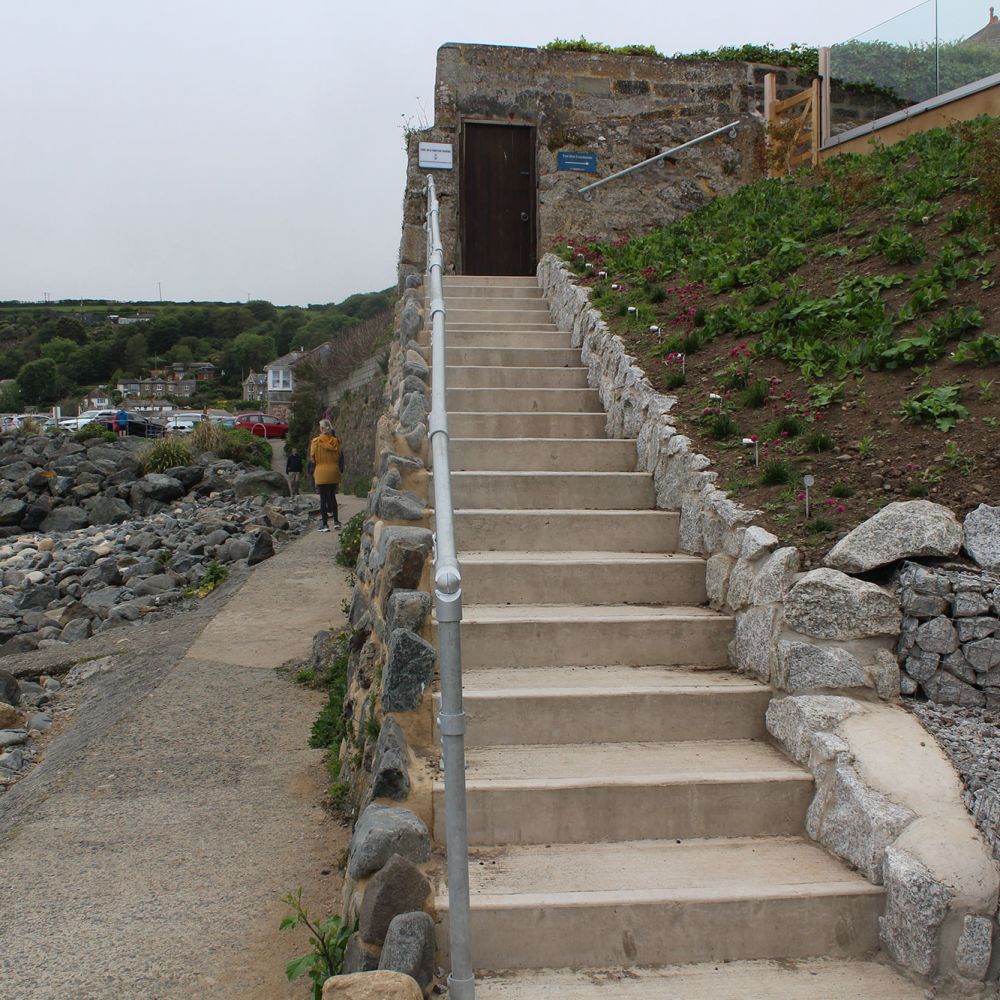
[0,497,364,1000]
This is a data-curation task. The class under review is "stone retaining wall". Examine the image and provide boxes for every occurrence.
[324,282,439,992]
[897,560,1000,708]
[538,251,999,989]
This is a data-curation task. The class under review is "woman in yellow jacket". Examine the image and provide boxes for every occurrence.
[309,419,343,531]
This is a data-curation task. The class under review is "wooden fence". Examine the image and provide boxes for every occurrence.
[763,73,821,175]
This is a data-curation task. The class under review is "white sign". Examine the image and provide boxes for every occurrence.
[419,142,453,169]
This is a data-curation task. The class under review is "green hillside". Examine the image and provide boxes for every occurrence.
[561,117,1000,562]
[0,287,394,409]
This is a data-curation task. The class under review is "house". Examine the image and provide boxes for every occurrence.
[263,350,305,408]
[109,313,154,325]
[242,371,267,403]
[116,378,197,398]
[129,398,175,416]
[81,390,112,409]
[965,7,1000,50]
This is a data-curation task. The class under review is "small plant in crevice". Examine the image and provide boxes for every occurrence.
[184,560,228,599]
[280,887,355,1000]
[831,481,854,499]
[856,435,877,458]
[310,629,350,755]
[336,511,366,569]
[141,438,193,474]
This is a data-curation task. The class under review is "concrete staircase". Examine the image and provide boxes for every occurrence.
[430,275,922,998]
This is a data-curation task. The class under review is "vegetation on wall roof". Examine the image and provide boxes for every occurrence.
[540,37,819,74]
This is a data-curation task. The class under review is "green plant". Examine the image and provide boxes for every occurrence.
[336,511,365,569]
[900,384,970,431]
[705,412,739,440]
[831,481,854,499]
[310,630,350,752]
[189,419,230,454]
[857,435,877,458]
[739,380,769,408]
[763,414,802,439]
[722,477,754,495]
[808,517,835,534]
[953,335,1000,365]
[907,479,930,497]
[295,667,317,686]
[73,424,116,443]
[983,415,1000,430]
[280,888,354,999]
[807,382,845,408]
[759,459,792,486]
[184,560,229,598]
[141,438,193,473]
[943,440,976,475]
[365,706,381,743]
[803,429,834,453]
[861,225,924,265]
[978,379,995,401]
[663,370,687,390]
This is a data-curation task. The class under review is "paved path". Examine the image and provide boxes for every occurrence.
[0,498,364,999]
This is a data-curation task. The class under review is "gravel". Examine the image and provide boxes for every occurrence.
[908,697,1000,860]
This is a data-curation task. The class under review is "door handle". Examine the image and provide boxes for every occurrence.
[520,212,529,222]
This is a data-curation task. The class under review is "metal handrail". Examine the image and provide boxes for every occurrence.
[578,119,741,195]
[425,174,476,1000]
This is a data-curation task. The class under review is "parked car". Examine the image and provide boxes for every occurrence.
[59,409,117,431]
[92,411,165,438]
[165,412,206,434]
[234,412,288,438]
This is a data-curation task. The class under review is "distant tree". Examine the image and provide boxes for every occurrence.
[17,358,64,405]
[0,344,25,380]
[167,343,194,364]
[225,331,276,376]
[147,315,182,354]
[122,332,147,375]
[40,336,80,365]
[66,341,112,384]
[213,306,256,340]
[246,300,278,323]
[0,383,22,412]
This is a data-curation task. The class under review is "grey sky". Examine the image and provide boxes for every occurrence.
[1,0,944,306]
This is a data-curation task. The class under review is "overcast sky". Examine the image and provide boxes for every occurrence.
[0,0,947,306]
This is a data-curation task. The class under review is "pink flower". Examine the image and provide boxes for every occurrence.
[836,504,846,513]
[749,434,758,443]
[797,492,805,501]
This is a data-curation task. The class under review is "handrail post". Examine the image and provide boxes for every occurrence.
[424,174,476,1000]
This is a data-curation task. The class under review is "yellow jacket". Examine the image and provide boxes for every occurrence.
[309,434,342,486]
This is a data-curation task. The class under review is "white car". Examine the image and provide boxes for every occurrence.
[59,409,116,431]
[165,412,206,434]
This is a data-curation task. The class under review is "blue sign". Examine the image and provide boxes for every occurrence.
[557,151,597,173]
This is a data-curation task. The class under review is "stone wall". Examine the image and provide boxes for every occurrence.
[327,282,439,992]
[896,556,1000,708]
[323,355,389,493]
[538,252,1000,988]
[398,44,767,283]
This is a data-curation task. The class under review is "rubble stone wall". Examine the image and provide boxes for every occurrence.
[331,281,439,992]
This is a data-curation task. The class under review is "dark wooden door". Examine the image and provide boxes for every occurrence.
[461,123,536,275]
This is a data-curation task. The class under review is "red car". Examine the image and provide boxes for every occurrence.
[234,413,289,438]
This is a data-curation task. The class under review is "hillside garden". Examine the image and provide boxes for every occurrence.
[559,117,1000,564]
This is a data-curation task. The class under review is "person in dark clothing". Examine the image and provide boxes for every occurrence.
[285,446,303,497]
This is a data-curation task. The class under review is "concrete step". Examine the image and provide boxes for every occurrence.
[448,438,636,472]
[474,959,925,999]
[435,836,883,969]
[448,308,559,326]
[458,551,707,605]
[446,366,589,389]
[448,387,602,413]
[451,604,732,669]
[444,666,769,746]
[434,739,812,845]
[448,412,607,439]
[444,275,539,288]
[445,329,569,349]
[446,346,582,368]
[444,295,549,311]
[452,509,680,552]
[442,471,654,510]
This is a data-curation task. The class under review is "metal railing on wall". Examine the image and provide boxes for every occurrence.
[577,120,741,197]
[424,174,476,1000]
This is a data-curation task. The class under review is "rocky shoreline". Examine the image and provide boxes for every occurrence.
[0,429,319,795]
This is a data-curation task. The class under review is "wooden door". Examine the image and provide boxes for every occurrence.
[461,123,536,275]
